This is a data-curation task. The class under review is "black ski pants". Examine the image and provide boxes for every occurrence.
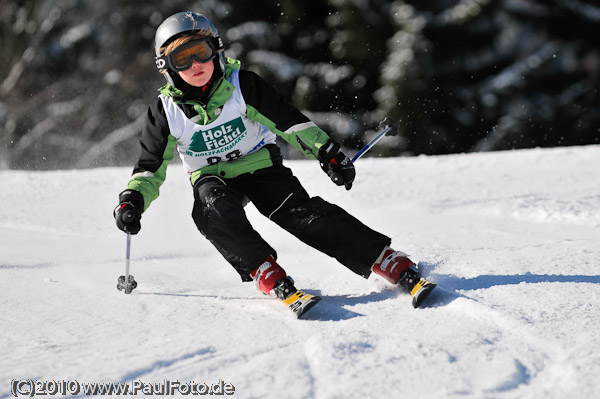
[191,165,391,281]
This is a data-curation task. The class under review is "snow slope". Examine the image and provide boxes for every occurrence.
[1,145,599,398]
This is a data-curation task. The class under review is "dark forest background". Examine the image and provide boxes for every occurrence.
[1,0,599,170]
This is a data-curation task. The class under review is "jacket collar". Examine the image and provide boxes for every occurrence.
[159,57,240,100]
[158,58,241,125]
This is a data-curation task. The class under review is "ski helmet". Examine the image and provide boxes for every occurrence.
[154,12,225,88]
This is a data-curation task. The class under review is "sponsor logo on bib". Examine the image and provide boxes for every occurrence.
[187,117,247,156]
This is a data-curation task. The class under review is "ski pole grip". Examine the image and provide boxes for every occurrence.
[378,117,400,136]
[121,207,137,224]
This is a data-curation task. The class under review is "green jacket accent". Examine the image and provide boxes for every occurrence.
[190,146,277,184]
[246,104,329,160]
[127,134,177,211]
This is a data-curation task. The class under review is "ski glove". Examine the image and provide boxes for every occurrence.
[318,140,356,190]
[114,189,144,235]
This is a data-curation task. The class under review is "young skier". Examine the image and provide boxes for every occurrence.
[114,12,433,314]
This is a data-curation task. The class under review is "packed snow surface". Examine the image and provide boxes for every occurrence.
[1,145,599,398]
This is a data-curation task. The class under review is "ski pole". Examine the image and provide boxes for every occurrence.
[117,211,138,294]
[124,233,132,288]
[351,117,400,162]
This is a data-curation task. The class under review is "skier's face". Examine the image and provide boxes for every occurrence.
[178,59,214,87]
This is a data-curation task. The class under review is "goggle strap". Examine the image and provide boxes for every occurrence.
[155,55,168,72]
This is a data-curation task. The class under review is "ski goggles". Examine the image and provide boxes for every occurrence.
[156,39,217,71]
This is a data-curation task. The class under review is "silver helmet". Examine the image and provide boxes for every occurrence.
[154,12,225,87]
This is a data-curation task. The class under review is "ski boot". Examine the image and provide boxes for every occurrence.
[251,255,321,318]
[250,255,288,296]
[371,247,436,308]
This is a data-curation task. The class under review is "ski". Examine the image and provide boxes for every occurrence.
[280,289,321,319]
[410,278,437,308]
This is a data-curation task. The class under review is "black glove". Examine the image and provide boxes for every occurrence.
[318,140,356,190]
[114,189,144,235]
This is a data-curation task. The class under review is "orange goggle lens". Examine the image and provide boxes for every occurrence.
[170,40,215,70]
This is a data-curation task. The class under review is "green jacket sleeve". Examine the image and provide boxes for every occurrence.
[127,99,177,211]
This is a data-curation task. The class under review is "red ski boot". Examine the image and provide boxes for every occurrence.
[250,255,289,297]
[371,247,437,308]
[250,255,321,318]
[371,247,416,285]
